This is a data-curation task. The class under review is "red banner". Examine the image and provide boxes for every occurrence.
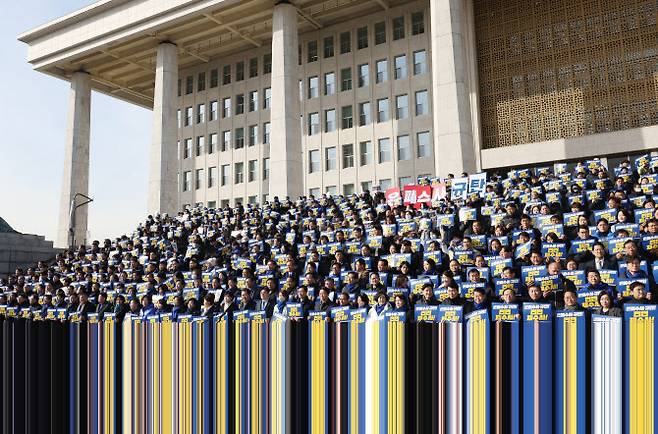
[385,187,401,206]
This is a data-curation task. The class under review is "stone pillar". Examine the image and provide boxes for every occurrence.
[56,71,91,249]
[430,0,478,178]
[148,42,179,215]
[269,2,303,201]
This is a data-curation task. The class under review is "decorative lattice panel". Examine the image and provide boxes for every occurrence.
[474,0,658,149]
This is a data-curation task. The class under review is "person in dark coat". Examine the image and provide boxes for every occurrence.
[255,287,276,318]
[593,291,622,317]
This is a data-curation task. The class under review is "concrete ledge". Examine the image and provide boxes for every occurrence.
[480,125,658,169]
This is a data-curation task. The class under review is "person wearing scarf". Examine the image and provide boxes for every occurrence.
[368,292,390,319]
[465,287,489,315]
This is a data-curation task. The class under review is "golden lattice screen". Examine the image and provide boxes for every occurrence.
[474,0,658,149]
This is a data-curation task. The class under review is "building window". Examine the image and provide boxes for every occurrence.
[263,122,271,144]
[411,11,425,35]
[324,72,335,95]
[177,79,181,97]
[263,54,272,74]
[374,22,386,45]
[185,76,193,94]
[415,90,429,116]
[236,94,245,114]
[248,125,258,146]
[397,134,411,160]
[392,16,405,40]
[399,176,412,187]
[210,69,219,88]
[184,138,192,158]
[309,187,320,197]
[361,181,372,192]
[343,183,355,196]
[262,158,270,180]
[183,171,191,191]
[209,100,218,121]
[340,31,351,54]
[299,80,303,100]
[235,162,244,184]
[341,105,353,129]
[340,68,352,91]
[309,112,320,135]
[249,91,258,112]
[396,94,409,119]
[207,200,217,209]
[222,98,231,118]
[360,140,373,165]
[309,150,320,173]
[325,109,336,132]
[235,128,244,149]
[326,185,337,196]
[236,61,244,81]
[324,36,334,58]
[308,76,319,99]
[357,26,368,49]
[358,102,371,126]
[197,104,205,123]
[394,55,407,79]
[263,87,271,109]
[221,165,230,186]
[326,147,337,170]
[378,137,391,163]
[209,133,217,153]
[195,169,204,189]
[197,72,206,92]
[208,166,217,188]
[221,199,230,208]
[248,195,257,205]
[184,106,192,126]
[413,50,427,75]
[177,109,181,128]
[195,136,205,156]
[222,130,231,151]
[358,64,369,87]
[343,144,354,168]
[249,57,258,78]
[308,40,318,63]
[380,179,392,190]
[248,160,257,182]
[417,131,431,158]
[377,98,389,122]
[376,59,388,83]
[223,65,231,84]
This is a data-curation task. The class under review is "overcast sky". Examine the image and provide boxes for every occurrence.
[1,1,151,242]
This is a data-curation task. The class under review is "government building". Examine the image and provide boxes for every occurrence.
[19,0,658,247]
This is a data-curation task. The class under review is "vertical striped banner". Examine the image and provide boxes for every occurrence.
[624,304,658,434]
[121,317,133,434]
[191,317,212,434]
[249,311,270,434]
[87,314,101,433]
[233,311,251,434]
[102,313,119,434]
[465,309,490,434]
[130,316,147,434]
[308,311,329,434]
[348,309,367,434]
[332,308,350,434]
[177,315,194,434]
[147,314,160,434]
[591,314,621,433]
[214,316,232,434]
[437,309,463,434]
[491,304,520,434]
[522,303,553,434]
[365,311,406,434]
[554,311,587,434]
[159,313,175,434]
[270,313,290,434]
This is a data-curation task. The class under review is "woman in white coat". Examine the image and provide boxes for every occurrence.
[368,292,391,319]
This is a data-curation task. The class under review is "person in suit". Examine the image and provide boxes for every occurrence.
[200,293,217,317]
[256,287,276,318]
[579,242,617,271]
[218,292,237,319]
[594,291,622,317]
[76,292,96,319]
[238,288,256,311]
[113,294,129,321]
[313,287,334,313]
[95,292,112,319]
[464,287,490,315]
[563,289,585,311]
[140,294,155,318]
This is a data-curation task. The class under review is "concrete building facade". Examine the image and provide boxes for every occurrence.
[18,0,658,246]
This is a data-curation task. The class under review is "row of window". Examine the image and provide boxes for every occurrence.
[302,50,427,99]
[178,55,272,96]
[308,131,431,173]
[180,122,272,158]
[178,88,272,127]
[177,11,426,97]
[182,158,271,191]
[306,90,429,134]
[301,12,425,64]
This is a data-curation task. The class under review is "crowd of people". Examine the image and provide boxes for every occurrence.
[2,155,658,323]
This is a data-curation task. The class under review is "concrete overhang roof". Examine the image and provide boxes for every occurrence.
[18,0,396,109]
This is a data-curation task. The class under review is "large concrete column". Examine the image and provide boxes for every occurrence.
[430,0,478,178]
[56,71,91,249]
[269,2,303,201]
[148,42,179,215]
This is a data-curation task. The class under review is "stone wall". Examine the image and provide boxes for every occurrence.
[0,233,58,277]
